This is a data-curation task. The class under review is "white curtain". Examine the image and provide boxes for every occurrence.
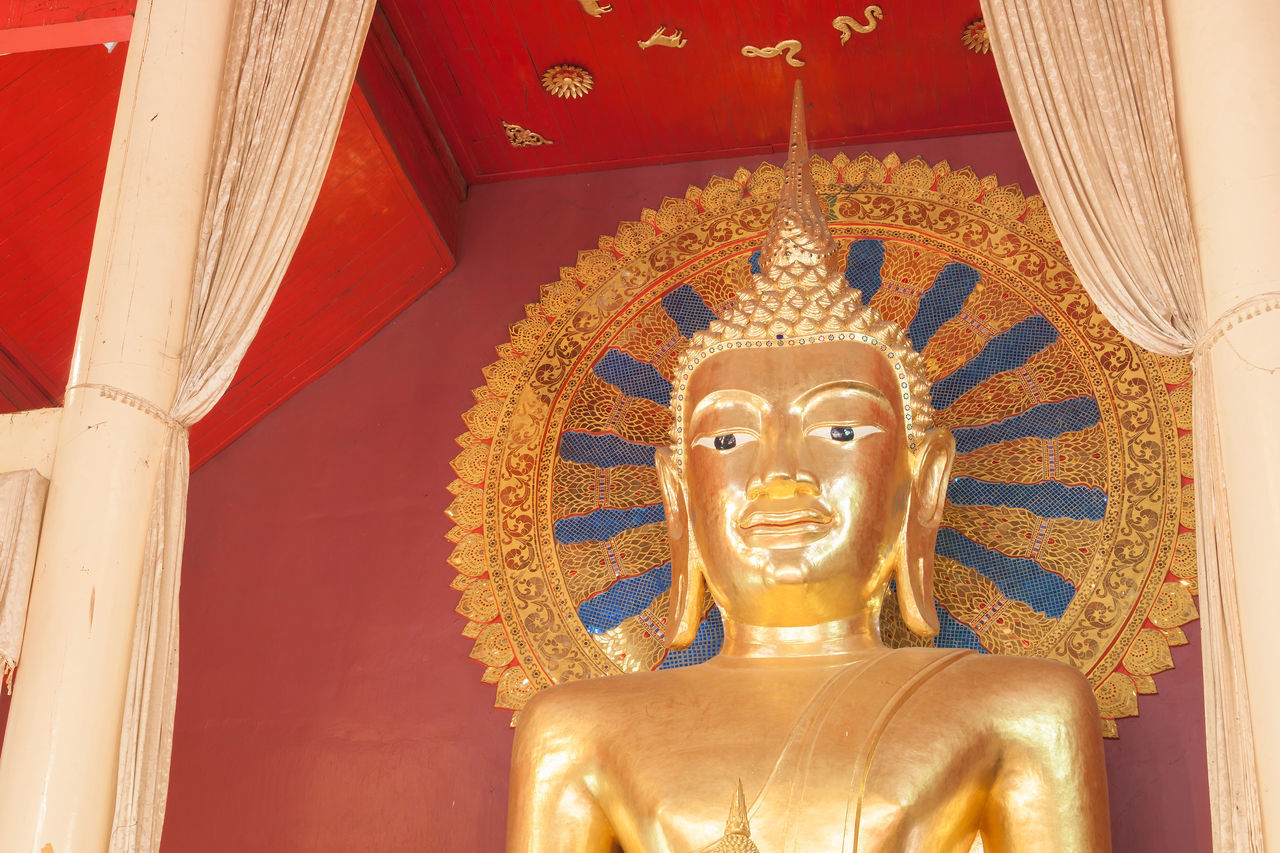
[0,470,48,691]
[979,0,1263,848]
[109,1,376,850]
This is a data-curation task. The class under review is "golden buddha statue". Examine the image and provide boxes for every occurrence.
[507,83,1111,853]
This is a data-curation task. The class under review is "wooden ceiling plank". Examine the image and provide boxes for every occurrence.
[0,47,45,85]
[0,52,113,162]
[549,0,649,165]
[353,70,464,253]
[678,3,731,156]
[439,0,516,177]
[456,0,553,173]
[521,0,589,167]
[379,1,484,182]
[506,0,577,172]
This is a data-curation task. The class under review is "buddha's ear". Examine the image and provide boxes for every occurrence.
[655,447,704,650]
[897,427,955,638]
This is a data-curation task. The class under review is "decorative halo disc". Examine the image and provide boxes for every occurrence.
[445,153,1198,737]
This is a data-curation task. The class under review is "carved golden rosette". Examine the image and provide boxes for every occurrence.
[540,63,594,99]
[446,153,1198,735]
[962,19,991,55]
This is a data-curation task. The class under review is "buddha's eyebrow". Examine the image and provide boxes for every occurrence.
[796,380,892,411]
[690,389,769,420]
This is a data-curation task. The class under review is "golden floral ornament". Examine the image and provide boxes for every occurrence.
[962,18,991,55]
[447,151,1197,740]
[502,120,554,148]
[540,63,594,99]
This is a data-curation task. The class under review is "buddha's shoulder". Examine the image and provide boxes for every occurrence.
[925,650,1099,729]
[516,667,703,737]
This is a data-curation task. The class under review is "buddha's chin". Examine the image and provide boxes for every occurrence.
[760,550,813,585]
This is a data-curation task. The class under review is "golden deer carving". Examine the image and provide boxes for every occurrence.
[638,26,686,50]
[575,0,612,17]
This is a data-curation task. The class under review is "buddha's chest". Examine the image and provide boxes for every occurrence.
[591,675,988,853]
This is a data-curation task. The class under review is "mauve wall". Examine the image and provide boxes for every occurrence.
[158,133,1212,852]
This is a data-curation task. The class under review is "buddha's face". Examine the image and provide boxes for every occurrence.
[678,340,913,627]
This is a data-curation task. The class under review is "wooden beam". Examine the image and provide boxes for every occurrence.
[3,1,134,27]
[2,1,134,53]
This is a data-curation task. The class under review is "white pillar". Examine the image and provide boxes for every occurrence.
[0,1,234,851]
[1165,0,1280,844]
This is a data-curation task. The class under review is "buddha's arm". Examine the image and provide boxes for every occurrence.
[507,693,617,853]
[979,661,1112,852]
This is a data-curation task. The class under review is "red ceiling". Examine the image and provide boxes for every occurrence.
[382,0,1009,181]
[1,0,1015,466]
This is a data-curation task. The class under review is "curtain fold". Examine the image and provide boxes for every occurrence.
[109,1,376,850]
[0,470,48,690]
[979,0,1263,848]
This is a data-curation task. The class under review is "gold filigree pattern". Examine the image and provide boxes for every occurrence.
[941,504,1098,586]
[445,153,1198,737]
[953,426,1108,488]
[558,522,671,605]
[501,120,554,148]
[552,460,663,518]
[564,374,673,445]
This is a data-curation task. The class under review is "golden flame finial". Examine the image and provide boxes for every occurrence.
[759,81,842,287]
[666,84,937,474]
[708,780,760,852]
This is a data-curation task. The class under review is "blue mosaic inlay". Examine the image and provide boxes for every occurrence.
[559,432,657,468]
[748,249,762,275]
[947,477,1107,522]
[659,605,725,668]
[935,601,984,652]
[554,504,666,544]
[931,316,1059,410]
[594,349,672,406]
[578,563,671,633]
[661,284,718,339]
[936,528,1075,619]
[907,263,980,350]
[952,397,1101,454]
[845,238,886,302]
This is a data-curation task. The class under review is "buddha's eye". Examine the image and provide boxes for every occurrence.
[806,424,882,443]
[694,432,758,451]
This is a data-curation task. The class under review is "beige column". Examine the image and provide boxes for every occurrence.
[0,1,234,851]
[1165,0,1280,844]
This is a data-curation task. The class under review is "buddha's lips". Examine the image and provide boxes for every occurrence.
[739,509,834,530]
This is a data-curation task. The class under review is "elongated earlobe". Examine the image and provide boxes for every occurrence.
[897,427,955,638]
[656,447,705,649]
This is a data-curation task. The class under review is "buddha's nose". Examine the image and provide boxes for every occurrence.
[747,477,817,500]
